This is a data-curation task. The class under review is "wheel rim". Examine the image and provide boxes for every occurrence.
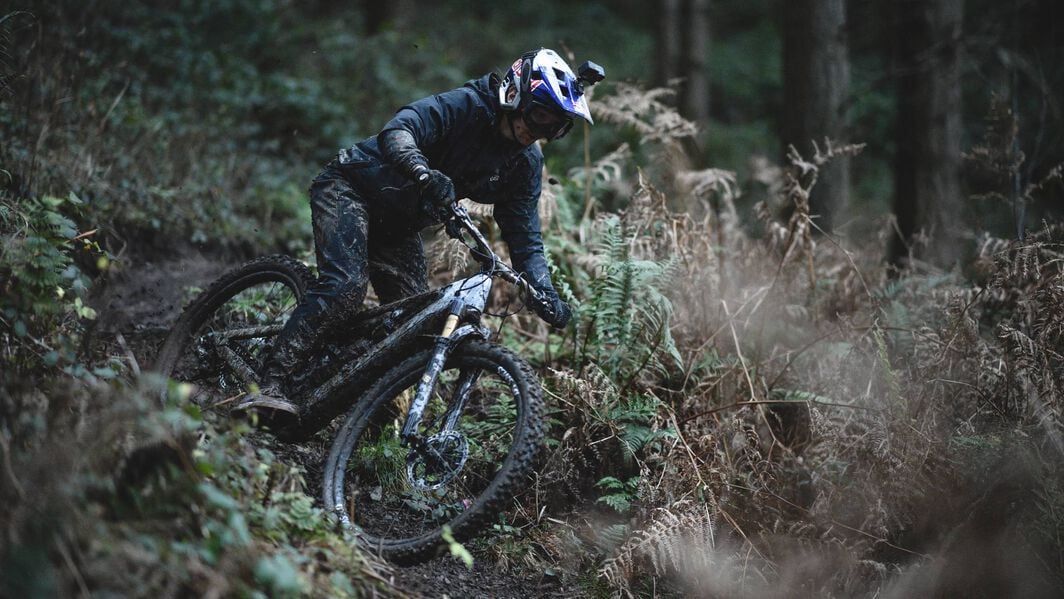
[338,359,524,546]
[169,277,300,408]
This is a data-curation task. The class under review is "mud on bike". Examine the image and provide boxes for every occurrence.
[154,201,555,563]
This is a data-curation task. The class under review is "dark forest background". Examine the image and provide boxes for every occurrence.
[5,0,1063,256]
[2,1,1064,597]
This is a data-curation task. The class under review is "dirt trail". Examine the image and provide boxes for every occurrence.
[383,552,580,598]
[95,253,584,598]
[92,252,230,364]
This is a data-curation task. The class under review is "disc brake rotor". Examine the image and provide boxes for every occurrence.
[406,431,469,491]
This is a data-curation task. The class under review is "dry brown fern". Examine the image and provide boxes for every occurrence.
[592,83,698,148]
[536,366,631,505]
[758,141,866,274]
[599,500,717,596]
[673,167,740,223]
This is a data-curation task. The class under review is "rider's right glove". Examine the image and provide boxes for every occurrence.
[416,167,456,207]
[412,167,456,223]
[533,289,572,329]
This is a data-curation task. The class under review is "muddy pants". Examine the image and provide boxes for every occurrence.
[265,163,429,390]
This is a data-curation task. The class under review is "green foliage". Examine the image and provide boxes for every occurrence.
[1,368,386,597]
[99,404,384,596]
[254,552,306,597]
[1,1,317,254]
[595,476,640,514]
[610,393,673,458]
[442,525,475,569]
[0,192,117,389]
[1,193,91,319]
[355,434,407,496]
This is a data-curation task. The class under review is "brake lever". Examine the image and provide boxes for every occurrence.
[444,215,463,240]
[513,274,548,314]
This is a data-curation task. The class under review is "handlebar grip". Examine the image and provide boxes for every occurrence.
[444,215,463,240]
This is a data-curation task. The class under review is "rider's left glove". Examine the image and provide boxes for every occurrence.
[534,289,572,329]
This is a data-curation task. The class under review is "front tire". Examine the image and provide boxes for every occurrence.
[322,340,544,564]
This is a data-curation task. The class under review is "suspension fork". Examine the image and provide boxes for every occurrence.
[400,299,486,442]
[441,368,482,432]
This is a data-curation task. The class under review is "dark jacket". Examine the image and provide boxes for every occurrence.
[335,73,552,291]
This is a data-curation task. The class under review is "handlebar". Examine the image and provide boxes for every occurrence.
[443,201,548,307]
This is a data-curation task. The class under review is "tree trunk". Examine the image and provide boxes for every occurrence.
[890,0,965,268]
[655,0,682,88]
[655,0,710,128]
[681,0,711,126]
[782,0,851,233]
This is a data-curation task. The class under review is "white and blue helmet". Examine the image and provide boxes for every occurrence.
[498,48,602,140]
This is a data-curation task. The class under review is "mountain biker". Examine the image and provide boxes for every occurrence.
[242,48,602,414]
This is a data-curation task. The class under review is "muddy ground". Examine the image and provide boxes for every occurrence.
[91,251,588,598]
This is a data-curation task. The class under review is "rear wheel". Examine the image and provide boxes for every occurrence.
[322,340,544,564]
[153,255,312,409]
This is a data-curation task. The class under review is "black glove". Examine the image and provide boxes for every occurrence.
[417,168,456,207]
[376,129,455,215]
[533,290,572,329]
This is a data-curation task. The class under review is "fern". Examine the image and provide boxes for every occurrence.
[595,476,641,514]
[599,501,717,594]
[611,393,673,458]
[592,82,698,147]
[592,523,631,556]
[0,12,33,99]
[577,214,683,381]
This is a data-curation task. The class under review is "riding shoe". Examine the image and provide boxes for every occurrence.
[234,308,325,432]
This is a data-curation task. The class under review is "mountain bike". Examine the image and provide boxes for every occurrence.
[153,202,553,563]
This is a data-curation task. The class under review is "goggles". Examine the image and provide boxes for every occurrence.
[522,101,573,140]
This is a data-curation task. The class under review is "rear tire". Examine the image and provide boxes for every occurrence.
[153,255,313,408]
[322,340,544,564]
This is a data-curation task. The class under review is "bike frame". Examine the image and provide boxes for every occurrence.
[295,270,495,437]
[208,203,543,441]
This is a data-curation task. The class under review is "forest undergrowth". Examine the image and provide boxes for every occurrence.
[3,4,1064,597]
[432,87,1064,597]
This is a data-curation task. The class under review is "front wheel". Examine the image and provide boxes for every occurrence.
[322,340,544,564]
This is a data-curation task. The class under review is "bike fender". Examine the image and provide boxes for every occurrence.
[447,324,492,347]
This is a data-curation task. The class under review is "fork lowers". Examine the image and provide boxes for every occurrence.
[400,298,464,441]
